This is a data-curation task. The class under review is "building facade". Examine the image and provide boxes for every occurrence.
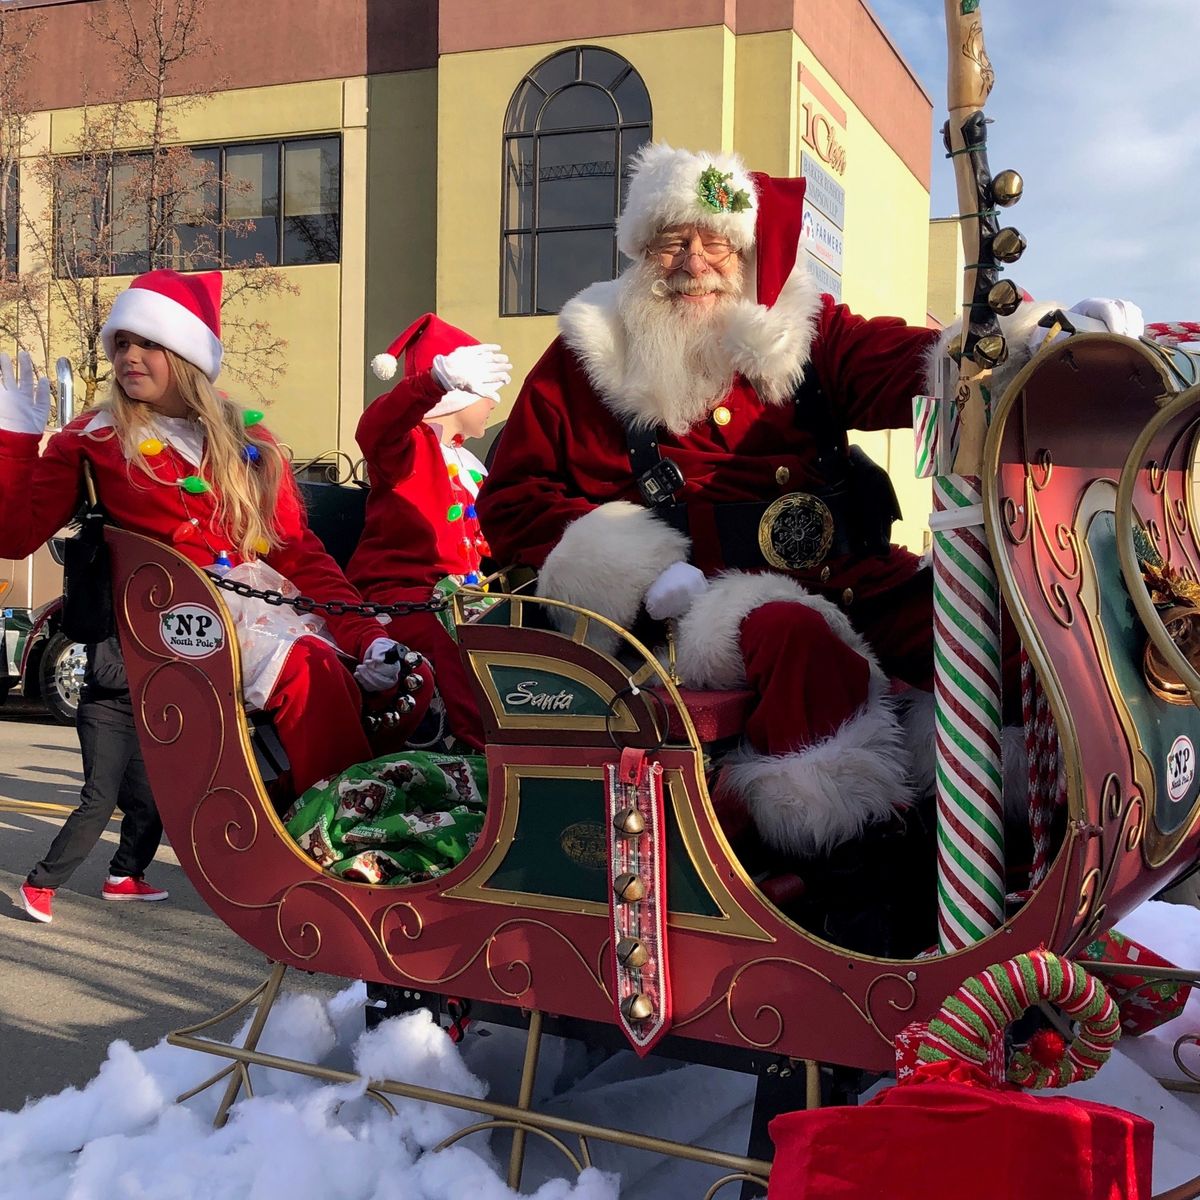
[4,0,937,546]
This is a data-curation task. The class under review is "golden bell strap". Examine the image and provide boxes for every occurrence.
[606,746,673,1056]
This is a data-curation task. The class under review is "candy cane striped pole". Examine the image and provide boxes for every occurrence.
[932,472,1005,950]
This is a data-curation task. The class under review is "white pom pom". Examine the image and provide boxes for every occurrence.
[371,353,398,380]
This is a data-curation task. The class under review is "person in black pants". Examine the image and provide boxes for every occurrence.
[17,635,168,923]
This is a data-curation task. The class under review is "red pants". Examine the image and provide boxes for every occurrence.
[262,639,372,794]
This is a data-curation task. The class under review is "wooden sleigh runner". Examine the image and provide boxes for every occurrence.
[108,334,1200,1190]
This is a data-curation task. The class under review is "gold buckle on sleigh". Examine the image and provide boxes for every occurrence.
[757,492,835,570]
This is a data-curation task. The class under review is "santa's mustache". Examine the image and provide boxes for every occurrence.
[650,271,741,299]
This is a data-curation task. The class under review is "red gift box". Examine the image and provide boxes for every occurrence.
[1085,929,1191,1036]
[768,1065,1153,1200]
[895,1019,1005,1086]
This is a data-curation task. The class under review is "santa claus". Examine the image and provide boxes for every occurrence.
[477,143,1141,860]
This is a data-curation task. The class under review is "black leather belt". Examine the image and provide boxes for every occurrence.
[664,488,860,571]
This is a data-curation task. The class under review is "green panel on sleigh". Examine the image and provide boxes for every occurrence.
[1088,511,1200,833]
[487,664,612,718]
[481,774,723,917]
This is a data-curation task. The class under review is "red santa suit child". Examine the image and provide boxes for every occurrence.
[0,270,423,795]
[347,315,511,748]
[478,143,1143,860]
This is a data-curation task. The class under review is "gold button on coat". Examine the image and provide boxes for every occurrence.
[775,466,790,486]
[841,588,855,607]
[820,566,831,583]
[712,405,732,426]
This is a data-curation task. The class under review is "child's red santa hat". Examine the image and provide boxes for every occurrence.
[370,313,489,419]
[101,269,224,382]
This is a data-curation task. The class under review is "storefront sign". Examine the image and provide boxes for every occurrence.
[801,152,845,229]
[804,252,842,303]
[801,101,847,176]
[802,203,844,275]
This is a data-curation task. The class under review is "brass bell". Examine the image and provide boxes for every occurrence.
[613,806,646,838]
[991,227,1026,263]
[620,992,654,1023]
[972,333,1009,369]
[990,169,1024,207]
[987,278,1022,317]
[616,936,650,969]
[613,872,646,903]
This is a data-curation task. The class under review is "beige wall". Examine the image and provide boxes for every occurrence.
[927,217,965,330]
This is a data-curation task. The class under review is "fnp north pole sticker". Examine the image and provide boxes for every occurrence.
[160,604,225,658]
[1167,734,1196,803]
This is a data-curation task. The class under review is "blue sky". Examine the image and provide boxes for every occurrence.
[871,1,1198,322]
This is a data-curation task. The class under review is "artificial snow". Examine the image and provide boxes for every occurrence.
[0,898,1197,1198]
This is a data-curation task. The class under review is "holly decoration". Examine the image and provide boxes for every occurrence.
[696,165,751,215]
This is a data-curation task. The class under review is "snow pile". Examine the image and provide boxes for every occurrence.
[1,898,1198,1198]
[0,984,617,1200]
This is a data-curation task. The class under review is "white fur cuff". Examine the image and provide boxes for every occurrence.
[674,570,885,692]
[721,699,910,857]
[537,501,689,642]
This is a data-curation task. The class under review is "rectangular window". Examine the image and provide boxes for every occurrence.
[54,135,342,277]
[282,138,340,265]
[172,146,221,270]
[1,165,17,272]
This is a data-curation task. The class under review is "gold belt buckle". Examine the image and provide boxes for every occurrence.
[758,493,834,570]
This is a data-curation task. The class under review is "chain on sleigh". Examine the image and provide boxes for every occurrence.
[206,574,451,619]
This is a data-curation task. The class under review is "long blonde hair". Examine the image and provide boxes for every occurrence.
[106,351,286,559]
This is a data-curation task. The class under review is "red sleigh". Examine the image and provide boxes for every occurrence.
[109,334,1200,1190]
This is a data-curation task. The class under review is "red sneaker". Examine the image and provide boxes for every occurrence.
[19,883,54,923]
[101,875,169,902]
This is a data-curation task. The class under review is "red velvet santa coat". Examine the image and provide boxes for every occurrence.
[478,272,938,633]
[346,372,487,749]
[0,414,382,793]
[477,261,1047,857]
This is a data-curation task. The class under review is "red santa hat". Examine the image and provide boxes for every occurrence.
[369,313,485,420]
[100,269,223,382]
[617,144,760,261]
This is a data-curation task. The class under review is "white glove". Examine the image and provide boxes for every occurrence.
[0,351,52,435]
[1028,297,1146,352]
[354,637,423,693]
[644,562,708,621]
[431,344,512,402]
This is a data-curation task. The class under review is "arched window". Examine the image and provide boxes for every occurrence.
[501,47,651,316]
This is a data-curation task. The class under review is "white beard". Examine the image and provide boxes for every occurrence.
[615,258,743,435]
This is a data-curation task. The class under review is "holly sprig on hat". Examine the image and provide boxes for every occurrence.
[696,166,751,215]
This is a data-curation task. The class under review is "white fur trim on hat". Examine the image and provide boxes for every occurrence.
[537,501,690,653]
[675,570,888,696]
[425,388,485,420]
[101,288,223,382]
[617,144,758,261]
[371,352,398,381]
[720,699,910,857]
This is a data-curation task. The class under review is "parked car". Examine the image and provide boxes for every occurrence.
[0,537,85,724]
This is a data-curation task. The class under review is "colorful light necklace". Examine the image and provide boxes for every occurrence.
[136,409,268,557]
[443,437,489,585]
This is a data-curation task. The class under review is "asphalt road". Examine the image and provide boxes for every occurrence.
[0,698,341,1114]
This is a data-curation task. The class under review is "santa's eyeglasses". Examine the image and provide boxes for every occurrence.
[647,235,736,268]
